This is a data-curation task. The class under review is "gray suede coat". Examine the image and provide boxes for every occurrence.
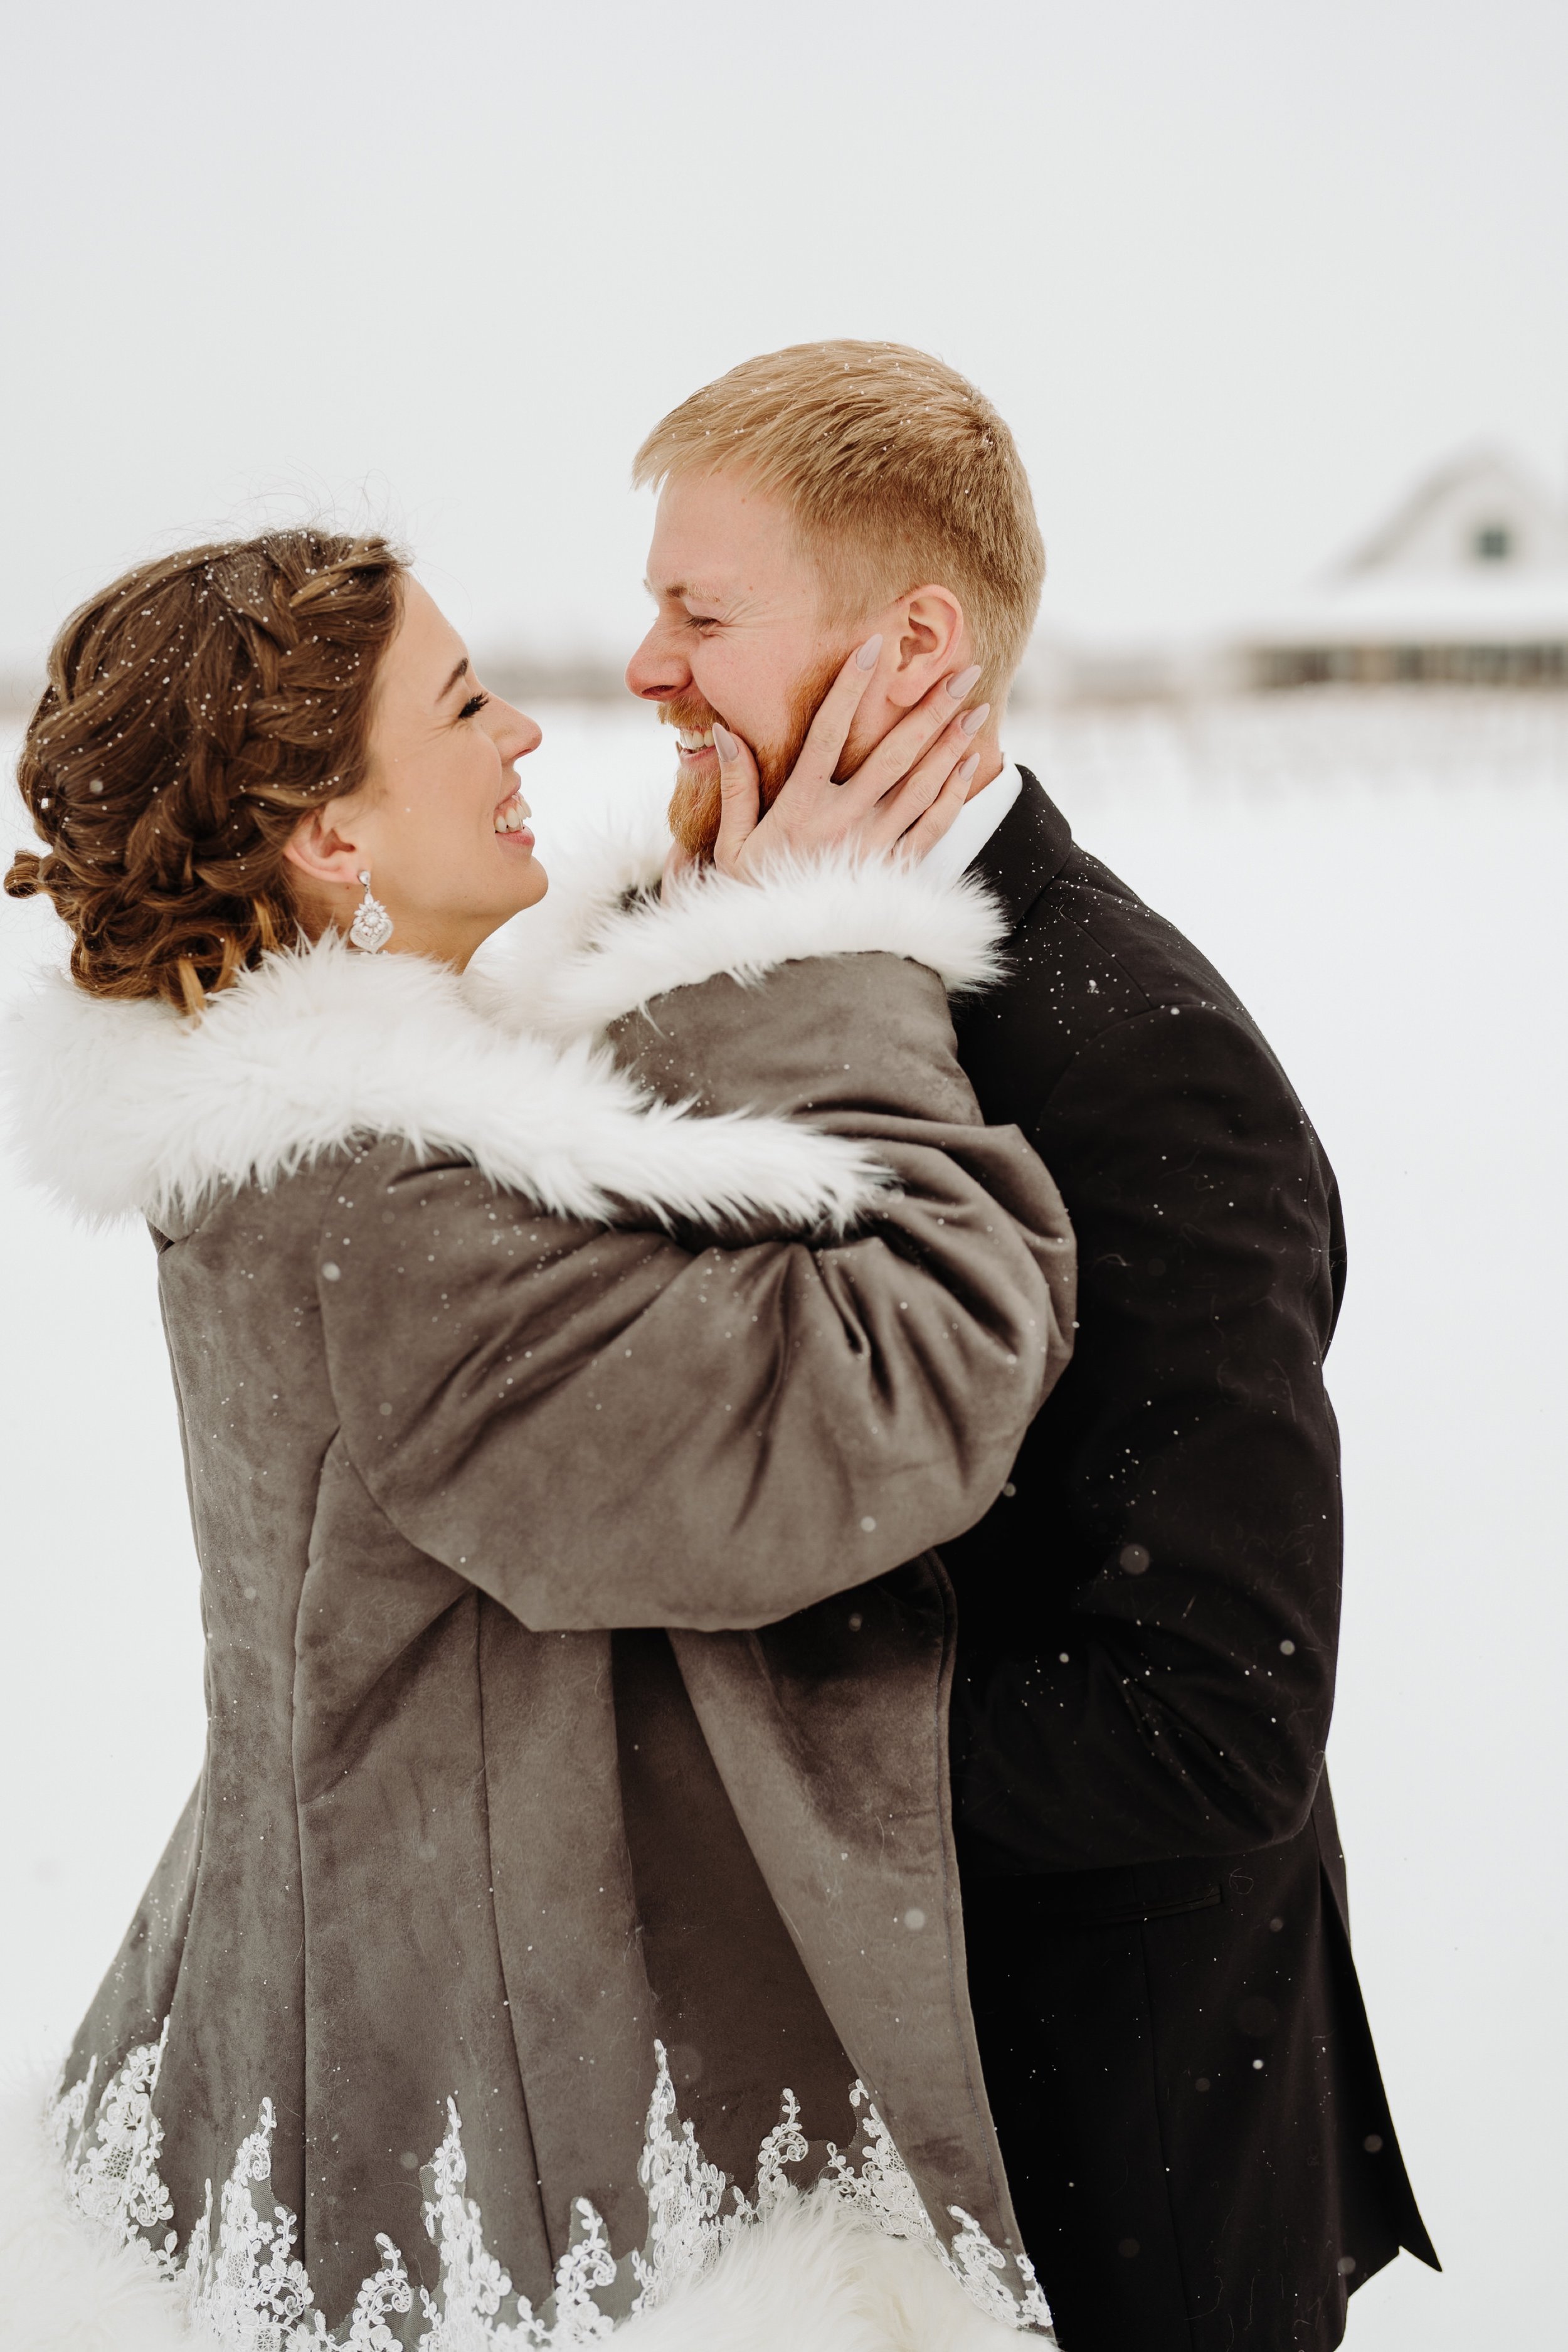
[11,850,1074,2345]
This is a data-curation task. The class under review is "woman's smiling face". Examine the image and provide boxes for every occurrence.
[285,576,547,967]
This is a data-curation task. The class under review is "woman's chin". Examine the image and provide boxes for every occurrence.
[509,858,549,912]
[487,829,548,908]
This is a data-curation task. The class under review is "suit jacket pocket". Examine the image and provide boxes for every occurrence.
[961,1853,1224,1931]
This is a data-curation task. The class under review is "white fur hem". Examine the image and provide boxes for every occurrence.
[0,936,886,1233]
[477,829,1009,1047]
[0,2074,1036,2352]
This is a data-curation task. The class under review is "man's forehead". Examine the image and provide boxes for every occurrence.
[647,469,806,591]
[644,512,741,600]
[645,522,752,602]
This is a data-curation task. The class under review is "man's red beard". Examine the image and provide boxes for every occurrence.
[663,647,847,861]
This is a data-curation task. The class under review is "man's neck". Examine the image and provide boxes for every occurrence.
[964,733,1006,801]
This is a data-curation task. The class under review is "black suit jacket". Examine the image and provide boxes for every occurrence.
[941,773,1436,2352]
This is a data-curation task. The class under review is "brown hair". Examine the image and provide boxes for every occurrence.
[5,529,405,1014]
[633,340,1046,698]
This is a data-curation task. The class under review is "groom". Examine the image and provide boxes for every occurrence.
[623,342,1437,2352]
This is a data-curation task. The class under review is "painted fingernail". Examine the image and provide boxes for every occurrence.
[946,663,983,700]
[712,723,740,763]
[958,751,981,783]
[960,701,991,738]
[855,634,884,672]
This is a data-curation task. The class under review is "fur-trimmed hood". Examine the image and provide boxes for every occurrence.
[470,818,1007,1046]
[1,841,1006,1236]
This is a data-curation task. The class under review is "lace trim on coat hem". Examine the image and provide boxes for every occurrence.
[48,2029,1052,2346]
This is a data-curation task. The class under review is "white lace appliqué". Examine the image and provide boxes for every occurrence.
[49,2033,1050,2346]
[823,2082,1056,2336]
[48,2020,179,2271]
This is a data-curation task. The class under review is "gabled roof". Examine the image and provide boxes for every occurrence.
[1337,448,1568,580]
[1227,447,1568,652]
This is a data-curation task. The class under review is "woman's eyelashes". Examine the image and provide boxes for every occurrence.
[458,690,491,721]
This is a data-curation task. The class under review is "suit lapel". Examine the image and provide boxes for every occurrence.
[971,766,1074,933]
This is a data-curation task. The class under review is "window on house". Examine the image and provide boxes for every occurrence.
[1473,524,1512,562]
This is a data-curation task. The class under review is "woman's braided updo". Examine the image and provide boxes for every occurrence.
[5,529,406,1014]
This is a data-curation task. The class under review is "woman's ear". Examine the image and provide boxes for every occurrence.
[884,585,969,709]
[283,802,368,892]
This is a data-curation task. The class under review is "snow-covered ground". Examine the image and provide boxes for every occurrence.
[3,692,1564,2351]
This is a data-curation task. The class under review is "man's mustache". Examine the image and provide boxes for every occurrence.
[658,695,721,734]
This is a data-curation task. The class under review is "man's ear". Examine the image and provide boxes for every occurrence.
[282,801,369,892]
[883,585,968,710]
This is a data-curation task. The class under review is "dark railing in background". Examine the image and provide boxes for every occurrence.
[1254,642,1568,691]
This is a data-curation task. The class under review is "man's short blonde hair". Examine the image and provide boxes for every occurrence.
[633,340,1045,699]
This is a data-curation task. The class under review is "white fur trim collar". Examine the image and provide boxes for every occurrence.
[473,829,1009,1046]
[1,933,885,1233]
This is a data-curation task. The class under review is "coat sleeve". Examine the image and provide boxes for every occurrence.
[948,1000,1344,1865]
[317,952,1075,1634]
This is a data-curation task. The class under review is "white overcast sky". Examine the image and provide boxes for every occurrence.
[2,0,1565,670]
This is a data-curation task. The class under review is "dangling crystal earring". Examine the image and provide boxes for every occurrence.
[349,871,393,954]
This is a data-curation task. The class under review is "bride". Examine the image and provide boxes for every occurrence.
[1,529,1074,2351]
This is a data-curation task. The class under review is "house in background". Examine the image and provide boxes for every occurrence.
[1232,448,1568,690]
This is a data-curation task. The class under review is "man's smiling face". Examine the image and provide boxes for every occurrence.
[625,469,854,854]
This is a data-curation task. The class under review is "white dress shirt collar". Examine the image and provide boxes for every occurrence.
[917,760,1024,886]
